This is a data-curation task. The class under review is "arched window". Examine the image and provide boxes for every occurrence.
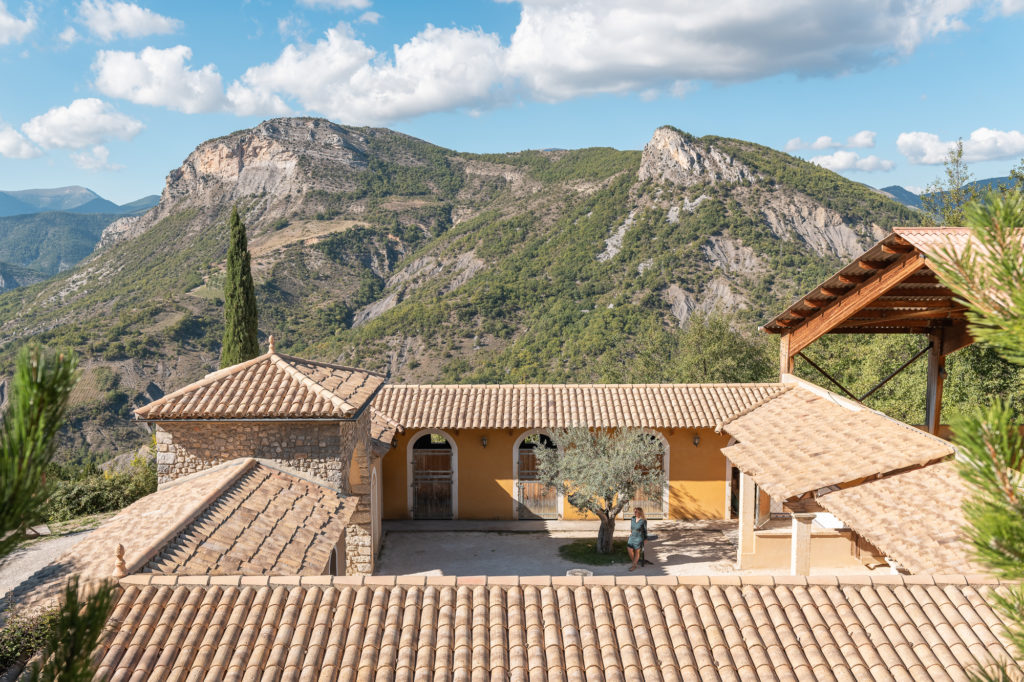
[407,430,457,519]
[513,431,559,520]
[329,547,339,576]
[370,466,382,556]
[623,431,669,519]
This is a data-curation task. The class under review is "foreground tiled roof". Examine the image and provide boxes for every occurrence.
[96,574,1021,681]
[145,462,355,576]
[135,352,386,420]
[1,459,353,612]
[720,382,955,500]
[818,461,982,575]
[373,383,787,431]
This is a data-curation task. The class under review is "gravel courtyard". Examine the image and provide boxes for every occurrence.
[376,520,739,577]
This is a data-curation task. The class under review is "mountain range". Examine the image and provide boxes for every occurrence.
[879,176,1013,210]
[0,117,922,458]
[0,186,158,218]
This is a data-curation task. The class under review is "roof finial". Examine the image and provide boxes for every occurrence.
[112,543,126,579]
[268,335,275,354]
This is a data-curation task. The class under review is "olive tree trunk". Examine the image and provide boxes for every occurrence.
[596,511,616,554]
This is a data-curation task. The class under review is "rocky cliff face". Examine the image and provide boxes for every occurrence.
[639,126,756,186]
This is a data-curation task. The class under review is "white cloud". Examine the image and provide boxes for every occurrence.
[846,130,877,148]
[91,1,1015,126]
[811,150,895,172]
[0,121,40,159]
[21,98,143,150]
[502,0,977,100]
[905,185,925,195]
[228,22,506,124]
[297,0,372,9]
[93,46,227,114]
[897,127,1024,164]
[357,11,380,24]
[785,135,839,151]
[0,1,35,45]
[59,26,79,43]
[71,145,123,170]
[77,0,182,41]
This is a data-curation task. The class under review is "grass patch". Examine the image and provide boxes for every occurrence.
[558,539,631,565]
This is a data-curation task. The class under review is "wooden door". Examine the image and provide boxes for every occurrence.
[412,446,452,519]
[517,436,558,519]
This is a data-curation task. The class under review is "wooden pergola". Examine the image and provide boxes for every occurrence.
[761,227,976,435]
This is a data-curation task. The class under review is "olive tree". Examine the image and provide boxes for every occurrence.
[535,427,666,554]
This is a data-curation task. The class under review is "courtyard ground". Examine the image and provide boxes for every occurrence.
[377,519,877,576]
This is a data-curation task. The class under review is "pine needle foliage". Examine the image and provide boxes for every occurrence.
[928,191,1024,673]
[0,345,77,559]
[27,576,115,682]
[535,427,665,554]
[220,206,259,368]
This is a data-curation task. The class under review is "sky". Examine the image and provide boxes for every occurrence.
[1,0,1023,204]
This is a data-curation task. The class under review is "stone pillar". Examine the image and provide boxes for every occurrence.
[736,471,756,567]
[791,513,816,576]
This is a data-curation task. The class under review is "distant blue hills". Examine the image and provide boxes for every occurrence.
[879,176,1013,211]
[0,185,158,218]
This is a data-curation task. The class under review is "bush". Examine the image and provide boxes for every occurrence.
[0,608,57,670]
[46,455,156,522]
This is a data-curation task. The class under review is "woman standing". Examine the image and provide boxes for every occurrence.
[627,507,647,571]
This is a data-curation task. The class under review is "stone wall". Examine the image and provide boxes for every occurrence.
[154,410,378,575]
[155,412,369,491]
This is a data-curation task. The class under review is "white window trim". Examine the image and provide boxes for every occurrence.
[406,429,458,520]
[512,429,563,520]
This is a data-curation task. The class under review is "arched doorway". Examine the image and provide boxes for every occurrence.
[407,430,456,519]
[514,431,559,520]
[622,431,669,519]
[371,466,382,554]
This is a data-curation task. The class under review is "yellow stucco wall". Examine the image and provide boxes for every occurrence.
[382,426,729,521]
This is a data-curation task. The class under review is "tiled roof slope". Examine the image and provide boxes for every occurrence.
[97,575,1021,681]
[373,383,787,430]
[721,383,955,500]
[0,459,251,612]
[818,461,982,575]
[893,226,974,256]
[134,352,386,420]
[145,462,355,576]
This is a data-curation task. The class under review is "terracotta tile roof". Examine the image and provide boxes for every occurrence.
[97,574,1022,681]
[144,462,355,576]
[1,459,353,612]
[134,352,386,420]
[369,406,401,451]
[720,381,955,500]
[818,460,983,575]
[892,226,974,256]
[372,383,788,431]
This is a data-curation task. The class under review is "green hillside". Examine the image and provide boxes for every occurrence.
[0,211,118,275]
[0,119,983,460]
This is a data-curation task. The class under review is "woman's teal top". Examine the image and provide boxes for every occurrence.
[627,517,647,549]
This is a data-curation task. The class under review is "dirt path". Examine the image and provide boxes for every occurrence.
[0,531,93,601]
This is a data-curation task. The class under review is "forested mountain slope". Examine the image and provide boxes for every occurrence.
[0,117,924,458]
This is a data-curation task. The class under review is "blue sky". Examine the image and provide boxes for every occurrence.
[1,0,1023,203]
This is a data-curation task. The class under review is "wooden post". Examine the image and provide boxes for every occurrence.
[925,331,946,435]
[779,333,794,378]
[791,513,815,576]
[737,471,756,567]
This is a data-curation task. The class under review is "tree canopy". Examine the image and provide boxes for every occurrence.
[535,427,666,553]
[220,206,260,368]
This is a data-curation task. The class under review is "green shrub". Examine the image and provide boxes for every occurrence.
[0,608,57,670]
[46,455,156,522]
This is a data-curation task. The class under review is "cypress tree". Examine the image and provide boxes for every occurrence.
[220,206,260,367]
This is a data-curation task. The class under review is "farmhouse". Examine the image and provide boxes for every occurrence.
[4,226,1021,680]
